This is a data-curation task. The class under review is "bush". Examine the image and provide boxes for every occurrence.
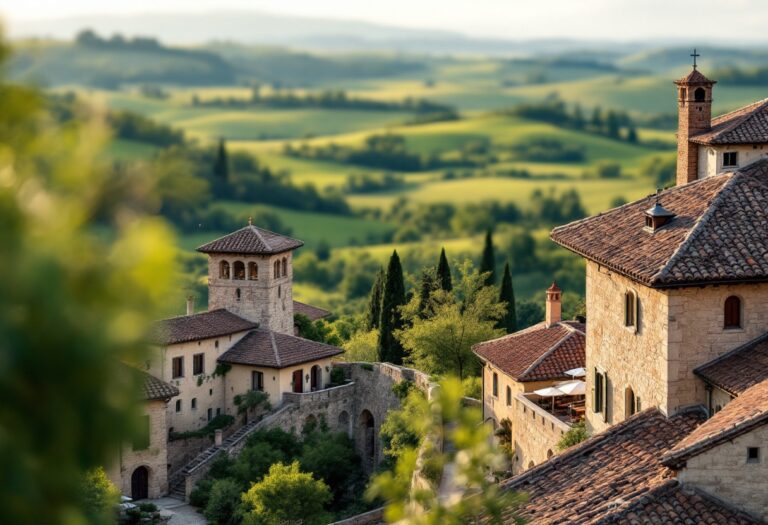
[204,478,243,525]
[557,420,589,450]
[189,478,214,508]
[81,467,120,525]
[329,366,346,386]
[462,376,482,399]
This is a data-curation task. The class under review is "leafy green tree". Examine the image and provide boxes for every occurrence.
[233,390,271,415]
[213,137,230,181]
[242,461,332,525]
[229,441,285,487]
[367,378,526,524]
[557,420,589,450]
[416,267,438,319]
[378,251,407,364]
[81,467,120,525]
[204,478,243,525]
[315,239,331,261]
[479,229,496,286]
[0,36,175,525]
[516,298,544,329]
[398,261,505,379]
[342,329,379,362]
[300,432,360,502]
[379,390,430,466]
[366,267,385,330]
[498,261,517,334]
[436,247,453,292]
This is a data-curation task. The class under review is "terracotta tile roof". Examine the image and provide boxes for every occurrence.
[152,309,257,345]
[473,321,585,382]
[139,370,180,401]
[663,379,768,469]
[691,98,768,145]
[695,332,768,396]
[293,300,331,321]
[551,160,768,287]
[218,328,343,368]
[495,408,706,524]
[197,225,304,255]
[600,480,763,525]
[675,68,716,85]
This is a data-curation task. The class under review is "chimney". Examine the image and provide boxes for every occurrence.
[644,189,676,233]
[545,282,562,327]
[186,295,195,316]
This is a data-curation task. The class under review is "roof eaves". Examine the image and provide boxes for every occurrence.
[518,329,573,381]
[694,331,768,394]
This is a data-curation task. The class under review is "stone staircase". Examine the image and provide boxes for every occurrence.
[167,404,295,501]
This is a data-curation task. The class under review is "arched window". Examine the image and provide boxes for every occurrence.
[274,260,281,278]
[233,261,245,280]
[282,257,288,277]
[694,87,706,102]
[547,449,553,459]
[235,288,241,301]
[248,262,258,280]
[492,372,498,397]
[506,386,512,406]
[624,291,638,329]
[219,260,230,279]
[724,296,741,329]
[625,387,636,419]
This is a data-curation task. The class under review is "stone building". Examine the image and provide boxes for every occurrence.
[488,62,768,523]
[473,283,585,473]
[106,368,178,500]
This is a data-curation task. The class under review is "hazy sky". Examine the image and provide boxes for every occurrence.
[2,0,767,41]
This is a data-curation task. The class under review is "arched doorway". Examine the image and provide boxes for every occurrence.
[310,365,322,391]
[338,410,350,435]
[359,409,375,468]
[131,466,149,500]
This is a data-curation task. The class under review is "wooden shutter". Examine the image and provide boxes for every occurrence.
[602,371,609,423]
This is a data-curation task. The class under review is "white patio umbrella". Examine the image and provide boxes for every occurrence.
[533,386,565,411]
[565,367,586,378]
[556,380,586,396]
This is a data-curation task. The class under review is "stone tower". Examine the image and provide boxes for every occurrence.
[674,56,716,186]
[196,224,304,335]
[545,281,562,327]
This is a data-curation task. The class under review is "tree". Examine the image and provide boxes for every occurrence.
[557,420,589,450]
[366,267,385,330]
[204,478,243,525]
[498,262,517,334]
[416,267,438,319]
[241,461,332,525]
[315,239,331,261]
[436,247,453,292]
[80,467,120,525]
[378,251,407,364]
[590,106,603,130]
[397,261,505,379]
[626,125,638,143]
[0,37,176,525]
[299,431,359,501]
[342,329,379,362]
[213,137,230,181]
[572,103,585,129]
[606,110,620,139]
[479,229,496,286]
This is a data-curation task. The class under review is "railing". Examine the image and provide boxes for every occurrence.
[517,393,573,433]
[281,381,356,406]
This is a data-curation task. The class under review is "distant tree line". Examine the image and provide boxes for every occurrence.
[712,65,768,86]
[108,111,184,147]
[510,137,586,162]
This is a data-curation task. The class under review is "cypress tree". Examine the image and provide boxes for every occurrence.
[213,138,229,181]
[479,229,496,286]
[498,261,517,334]
[378,251,406,364]
[366,268,384,331]
[436,247,452,292]
[417,268,436,319]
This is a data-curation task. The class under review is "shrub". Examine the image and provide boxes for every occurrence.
[461,376,482,399]
[557,420,589,450]
[329,366,346,386]
[189,477,214,508]
[80,467,120,525]
[204,478,243,525]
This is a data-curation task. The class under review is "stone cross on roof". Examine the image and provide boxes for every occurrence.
[691,48,700,70]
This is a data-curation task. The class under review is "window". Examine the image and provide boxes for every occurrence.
[175,399,182,413]
[219,260,230,279]
[191,398,197,410]
[506,386,512,406]
[594,368,608,422]
[624,291,639,330]
[252,370,264,391]
[492,372,498,397]
[274,260,281,278]
[282,257,288,277]
[724,296,741,329]
[172,356,184,378]
[207,408,213,421]
[248,262,258,280]
[193,353,204,375]
[723,151,738,167]
[216,408,221,416]
[278,285,281,298]
[625,387,636,419]
[236,288,241,301]
[209,388,213,396]
[748,447,760,464]
[233,261,245,280]
[694,87,706,102]
[215,340,219,349]
[132,415,150,451]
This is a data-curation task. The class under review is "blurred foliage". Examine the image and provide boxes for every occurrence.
[368,377,526,524]
[0,32,176,524]
[80,468,121,525]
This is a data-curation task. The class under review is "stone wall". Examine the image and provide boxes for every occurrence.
[327,508,385,525]
[678,423,768,522]
[167,434,214,475]
[511,394,570,474]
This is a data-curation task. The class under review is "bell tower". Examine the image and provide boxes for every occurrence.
[196,222,304,335]
[674,49,716,186]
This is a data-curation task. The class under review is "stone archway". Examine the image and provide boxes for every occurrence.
[131,466,149,500]
[338,410,350,435]
[303,414,318,434]
[358,409,375,469]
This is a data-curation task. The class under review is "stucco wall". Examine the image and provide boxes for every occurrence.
[678,424,768,522]
[207,252,294,334]
[106,399,169,499]
[481,361,554,427]
[698,144,768,179]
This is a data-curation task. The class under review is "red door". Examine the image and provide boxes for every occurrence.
[292,369,303,393]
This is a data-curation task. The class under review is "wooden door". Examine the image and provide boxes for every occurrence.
[131,466,148,500]
[292,369,303,393]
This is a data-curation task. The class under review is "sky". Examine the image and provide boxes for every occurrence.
[1,0,767,42]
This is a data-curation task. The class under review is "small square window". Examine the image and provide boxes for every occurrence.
[747,447,760,464]
[723,152,738,167]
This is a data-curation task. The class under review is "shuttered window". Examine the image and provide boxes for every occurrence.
[724,296,741,329]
